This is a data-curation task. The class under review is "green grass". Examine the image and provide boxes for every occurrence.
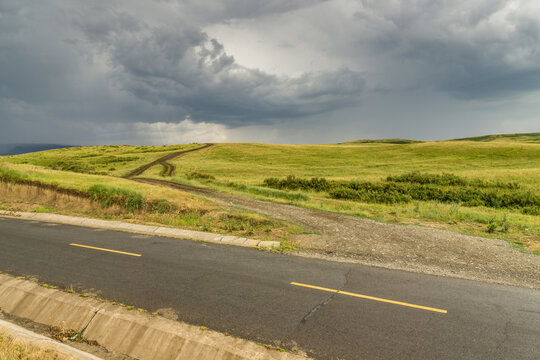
[2,134,539,252]
[3,144,202,176]
[0,162,299,242]
[134,139,540,253]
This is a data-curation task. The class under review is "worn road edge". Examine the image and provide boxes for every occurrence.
[0,210,280,250]
[0,274,309,360]
[0,318,102,360]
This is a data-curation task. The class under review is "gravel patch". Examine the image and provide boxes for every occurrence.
[135,178,540,289]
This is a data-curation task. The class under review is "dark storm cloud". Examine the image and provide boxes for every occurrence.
[0,0,538,145]
[353,0,540,98]
[174,0,329,23]
[75,5,365,124]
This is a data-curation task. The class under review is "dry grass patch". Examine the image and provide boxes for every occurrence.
[0,330,73,360]
[0,169,301,243]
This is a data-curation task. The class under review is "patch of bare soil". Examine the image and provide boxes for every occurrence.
[134,178,540,289]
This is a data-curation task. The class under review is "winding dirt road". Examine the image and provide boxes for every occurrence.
[124,143,213,178]
[128,144,540,289]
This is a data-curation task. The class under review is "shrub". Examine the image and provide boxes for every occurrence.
[87,184,145,212]
[487,218,498,233]
[328,187,360,200]
[264,173,538,210]
[387,172,520,189]
[263,175,331,192]
[187,171,215,180]
[522,206,540,216]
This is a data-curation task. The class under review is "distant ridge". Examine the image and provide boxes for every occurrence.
[342,132,540,145]
[341,138,425,145]
[0,143,75,155]
[449,132,540,143]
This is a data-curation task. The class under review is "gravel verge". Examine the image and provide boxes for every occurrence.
[134,178,540,289]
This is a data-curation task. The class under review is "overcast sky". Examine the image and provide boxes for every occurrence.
[1,0,539,145]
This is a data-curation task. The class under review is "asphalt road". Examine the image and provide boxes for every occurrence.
[0,217,538,360]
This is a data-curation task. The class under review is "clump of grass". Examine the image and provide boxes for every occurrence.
[224,180,309,201]
[0,167,28,183]
[219,213,275,233]
[187,171,215,180]
[87,184,145,212]
[0,331,72,360]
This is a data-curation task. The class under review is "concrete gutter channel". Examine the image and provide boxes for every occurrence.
[0,274,309,359]
[0,211,280,250]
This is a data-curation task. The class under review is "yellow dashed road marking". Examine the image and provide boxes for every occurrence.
[70,243,141,257]
[291,282,447,314]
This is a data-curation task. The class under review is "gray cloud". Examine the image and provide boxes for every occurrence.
[174,0,328,23]
[352,0,540,98]
[0,0,538,146]
[75,5,365,124]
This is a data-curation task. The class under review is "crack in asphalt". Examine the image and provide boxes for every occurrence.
[299,269,351,325]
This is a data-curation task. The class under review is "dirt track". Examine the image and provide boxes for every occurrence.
[129,146,540,289]
[124,143,213,178]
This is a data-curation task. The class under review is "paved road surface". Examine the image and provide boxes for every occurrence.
[0,217,538,360]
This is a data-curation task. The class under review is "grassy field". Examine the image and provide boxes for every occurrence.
[141,136,540,253]
[5,144,202,177]
[0,162,302,244]
[1,133,539,253]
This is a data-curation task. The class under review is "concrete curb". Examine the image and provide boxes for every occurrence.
[0,319,102,360]
[0,211,280,250]
[0,275,309,360]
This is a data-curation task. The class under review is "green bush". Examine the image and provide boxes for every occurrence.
[487,218,498,233]
[187,171,215,180]
[386,172,519,189]
[263,175,331,192]
[87,184,145,212]
[522,206,540,216]
[263,173,538,209]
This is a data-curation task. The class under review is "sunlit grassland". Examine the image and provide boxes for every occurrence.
[2,135,539,253]
[4,144,202,177]
[160,141,540,190]
[140,140,540,253]
[0,163,301,242]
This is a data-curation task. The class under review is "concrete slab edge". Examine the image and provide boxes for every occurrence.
[0,318,103,360]
[0,210,280,250]
[0,275,309,360]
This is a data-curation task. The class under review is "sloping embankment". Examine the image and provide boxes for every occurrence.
[0,274,309,360]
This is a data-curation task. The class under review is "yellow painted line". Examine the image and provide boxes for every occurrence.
[69,243,141,257]
[290,282,447,314]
